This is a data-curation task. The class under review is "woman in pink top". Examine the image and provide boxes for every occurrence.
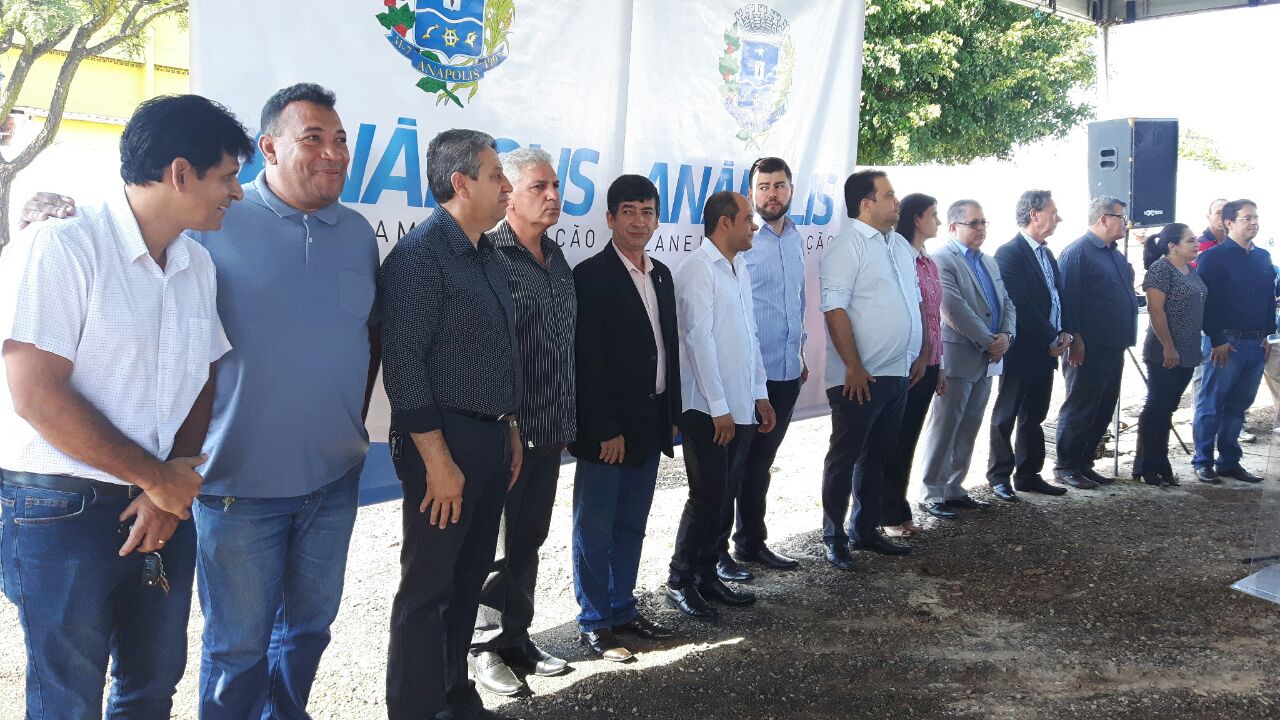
[881,193,947,538]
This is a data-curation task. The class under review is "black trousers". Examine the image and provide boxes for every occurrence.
[820,377,908,546]
[1055,347,1125,472]
[717,377,802,554]
[987,363,1055,483]
[1133,362,1194,477]
[471,443,562,652]
[386,412,511,720]
[669,409,755,587]
[882,364,940,524]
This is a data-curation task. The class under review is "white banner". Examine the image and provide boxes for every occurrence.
[190,0,865,496]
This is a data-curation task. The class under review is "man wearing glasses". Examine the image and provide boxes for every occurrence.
[1054,196,1138,489]
[1193,200,1274,484]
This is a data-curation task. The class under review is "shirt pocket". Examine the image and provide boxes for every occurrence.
[337,269,376,321]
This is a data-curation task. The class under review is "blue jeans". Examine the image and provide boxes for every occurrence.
[1194,334,1266,471]
[571,454,659,632]
[193,464,361,720]
[0,470,196,719]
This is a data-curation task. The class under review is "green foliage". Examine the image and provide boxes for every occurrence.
[1179,127,1252,172]
[859,0,1096,165]
[375,4,415,31]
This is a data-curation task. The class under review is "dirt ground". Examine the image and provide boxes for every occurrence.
[4,361,1280,720]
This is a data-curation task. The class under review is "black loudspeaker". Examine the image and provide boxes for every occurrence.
[1087,118,1178,228]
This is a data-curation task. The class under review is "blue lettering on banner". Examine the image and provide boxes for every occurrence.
[648,162,837,227]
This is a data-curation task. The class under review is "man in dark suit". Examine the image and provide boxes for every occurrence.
[987,190,1074,500]
[1055,196,1138,488]
[569,175,681,663]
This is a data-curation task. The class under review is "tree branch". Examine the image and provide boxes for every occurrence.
[88,1,188,57]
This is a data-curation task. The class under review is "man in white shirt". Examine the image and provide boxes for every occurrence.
[0,94,250,719]
[667,191,777,620]
[819,170,929,571]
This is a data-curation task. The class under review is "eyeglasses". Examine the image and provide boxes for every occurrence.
[1233,214,1260,223]
[1103,213,1128,223]
[955,220,988,228]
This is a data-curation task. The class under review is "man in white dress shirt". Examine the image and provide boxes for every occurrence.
[666,191,777,620]
[819,170,929,571]
[0,95,252,719]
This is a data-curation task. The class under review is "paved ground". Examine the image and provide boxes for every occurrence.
[4,355,1280,719]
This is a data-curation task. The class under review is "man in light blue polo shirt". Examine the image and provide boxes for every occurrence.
[19,83,380,720]
[190,84,379,719]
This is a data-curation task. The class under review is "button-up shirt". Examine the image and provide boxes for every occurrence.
[820,219,923,387]
[1197,238,1278,346]
[380,208,521,434]
[950,238,1002,333]
[915,249,944,367]
[489,219,577,448]
[615,244,667,394]
[675,239,769,424]
[1022,231,1062,332]
[0,187,229,484]
[743,216,807,381]
[1059,230,1138,350]
[195,173,379,497]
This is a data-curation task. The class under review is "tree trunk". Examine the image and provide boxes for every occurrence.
[0,168,14,254]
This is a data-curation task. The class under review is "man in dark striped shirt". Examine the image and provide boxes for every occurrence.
[468,148,577,696]
[381,129,523,720]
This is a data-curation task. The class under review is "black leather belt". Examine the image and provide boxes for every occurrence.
[1224,330,1267,339]
[1,470,143,498]
[447,408,514,424]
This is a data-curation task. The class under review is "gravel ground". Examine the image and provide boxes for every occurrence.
[4,359,1280,719]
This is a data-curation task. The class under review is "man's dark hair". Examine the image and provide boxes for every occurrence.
[606,174,661,217]
[1014,189,1054,227]
[260,83,338,136]
[749,156,793,186]
[844,170,886,219]
[425,128,496,204]
[1222,199,1257,223]
[895,193,938,241]
[119,94,254,185]
[703,191,743,238]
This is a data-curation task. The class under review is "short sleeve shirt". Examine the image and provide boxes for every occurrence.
[0,188,229,484]
[1142,258,1207,368]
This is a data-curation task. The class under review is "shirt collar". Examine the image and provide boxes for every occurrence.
[754,214,797,240]
[1021,230,1047,249]
[489,218,556,256]
[851,218,892,242]
[246,169,342,226]
[1084,230,1108,249]
[697,237,744,270]
[947,237,981,259]
[613,240,652,274]
[108,185,191,274]
[430,207,488,255]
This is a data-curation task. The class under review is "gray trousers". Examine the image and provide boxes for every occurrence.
[919,374,993,504]
[470,443,563,652]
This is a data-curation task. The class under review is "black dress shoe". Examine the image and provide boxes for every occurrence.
[1013,475,1068,496]
[614,613,675,640]
[1194,466,1221,484]
[665,584,718,620]
[919,502,958,519]
[499,639,568,677]
[1053,470,1099,490]
[467,651,525,696]
[943,495,991,510]
[851,534,912,556]
[1160,471,1180,487]
[824,542,856,571]
[991,483,1019,502]
[1081,468,1116,485]
[1219,466,1263,483]
[578,629,633,662]
[715,556,755,582]
[1135,472,1165,487]
[696,575,757,606]
[735,545,800,570]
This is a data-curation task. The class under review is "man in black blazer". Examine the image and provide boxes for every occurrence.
[569,175,681,663]
[987,190,1074,499]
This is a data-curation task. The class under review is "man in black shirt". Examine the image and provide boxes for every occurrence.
[381,129,523,720]
[468,147,575,696]
[1055,196,1138,489]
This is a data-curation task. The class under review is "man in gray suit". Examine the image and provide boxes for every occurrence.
[918,200,1016,518]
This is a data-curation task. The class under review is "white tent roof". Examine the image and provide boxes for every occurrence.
[1008,0,1278,24]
